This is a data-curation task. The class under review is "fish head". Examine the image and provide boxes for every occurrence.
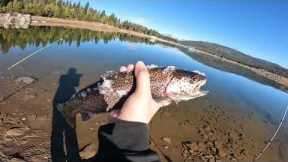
[166,69,208,102]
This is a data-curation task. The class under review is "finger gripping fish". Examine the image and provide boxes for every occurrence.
[57,65,208,127]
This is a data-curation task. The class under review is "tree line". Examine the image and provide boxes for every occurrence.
[0,26,154,53]
[0,0,177,42]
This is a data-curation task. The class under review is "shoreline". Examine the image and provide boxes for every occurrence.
[30,16,288,91]
[182,47,288,91]
[1,14,287,91]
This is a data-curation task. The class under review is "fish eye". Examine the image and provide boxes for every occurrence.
[192,76,198,81]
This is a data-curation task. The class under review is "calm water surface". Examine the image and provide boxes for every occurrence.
[0,28,288,161]
[1,39,287,123]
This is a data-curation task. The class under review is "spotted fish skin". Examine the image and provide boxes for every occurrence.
[57,82,108,127]
[57,65,207,127]
[99,66,177,111]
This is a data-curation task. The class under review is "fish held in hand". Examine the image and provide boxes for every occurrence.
[57,65,208,127]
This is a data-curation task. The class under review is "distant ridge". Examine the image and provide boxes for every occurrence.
[180,40,288,78]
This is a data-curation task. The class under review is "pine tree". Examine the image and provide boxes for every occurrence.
[84,2,89,14]
[0,0,12,7]
[0,0,174,40]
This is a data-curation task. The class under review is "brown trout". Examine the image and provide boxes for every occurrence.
[57,65,208,127]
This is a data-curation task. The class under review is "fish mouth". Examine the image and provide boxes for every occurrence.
[193,79,207,92]
[185,79,208,99]
[173,90,208,101]
[175,79,208,101]
[194,90,209,97]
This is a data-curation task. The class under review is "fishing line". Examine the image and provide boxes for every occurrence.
[253,102,288,161]
[7,45,52,70]
[7,38,64,71]
[149,135,173,162]
[0,80,37,104]
[3,39,63,102]
[0,70,56,104]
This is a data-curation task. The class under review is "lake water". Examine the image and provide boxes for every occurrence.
[0,27,287,161]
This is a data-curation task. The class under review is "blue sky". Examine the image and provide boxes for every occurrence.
[69,0,288,68]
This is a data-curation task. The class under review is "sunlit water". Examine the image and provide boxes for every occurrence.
[0,28,287,161]
[1,40,287,122]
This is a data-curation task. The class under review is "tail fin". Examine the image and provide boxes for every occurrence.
[56,103,76,128]
[80,111,93,121]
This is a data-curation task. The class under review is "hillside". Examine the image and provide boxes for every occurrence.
[180,41,288,78]
[179,41,288,91]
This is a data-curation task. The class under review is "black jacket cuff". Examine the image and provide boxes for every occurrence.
[98,120,149,152]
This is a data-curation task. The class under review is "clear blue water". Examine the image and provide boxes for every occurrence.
[1,40,287,125]
[1,37,288,160]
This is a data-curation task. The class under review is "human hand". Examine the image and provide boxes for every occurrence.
[111,61,160,124]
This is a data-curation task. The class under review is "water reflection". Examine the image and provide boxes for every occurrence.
[0,27,154,54]
[0,26,287,124]
[0,26,287,161]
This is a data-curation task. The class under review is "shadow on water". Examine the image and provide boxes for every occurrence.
[51,68,82,162]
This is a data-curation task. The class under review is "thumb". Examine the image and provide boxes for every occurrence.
[134,61,151,97]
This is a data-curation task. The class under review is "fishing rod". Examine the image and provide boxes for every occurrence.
[0,79,38,103]
[7,39,63,70]
[253,102,288,161]
[149,135,173,162]
[2,39,64,102]
[7,45,51,70]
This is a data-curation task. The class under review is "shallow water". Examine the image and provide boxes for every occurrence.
[0,27,287,161]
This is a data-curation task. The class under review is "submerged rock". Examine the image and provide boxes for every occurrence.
[161,137,172,144]
[8,158,26,162]
[23,93,37,101]
[15,77,35,85]
[5,127,29,137]
[79,143,97,159]
[0,151,9,162]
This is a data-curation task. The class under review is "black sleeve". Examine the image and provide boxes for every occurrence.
[94,120,161,162]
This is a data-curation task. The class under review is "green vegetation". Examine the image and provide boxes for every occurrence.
[0,27,154,53]
[0,0,177,42]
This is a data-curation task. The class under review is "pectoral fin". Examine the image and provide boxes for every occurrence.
[154,97,172,108]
